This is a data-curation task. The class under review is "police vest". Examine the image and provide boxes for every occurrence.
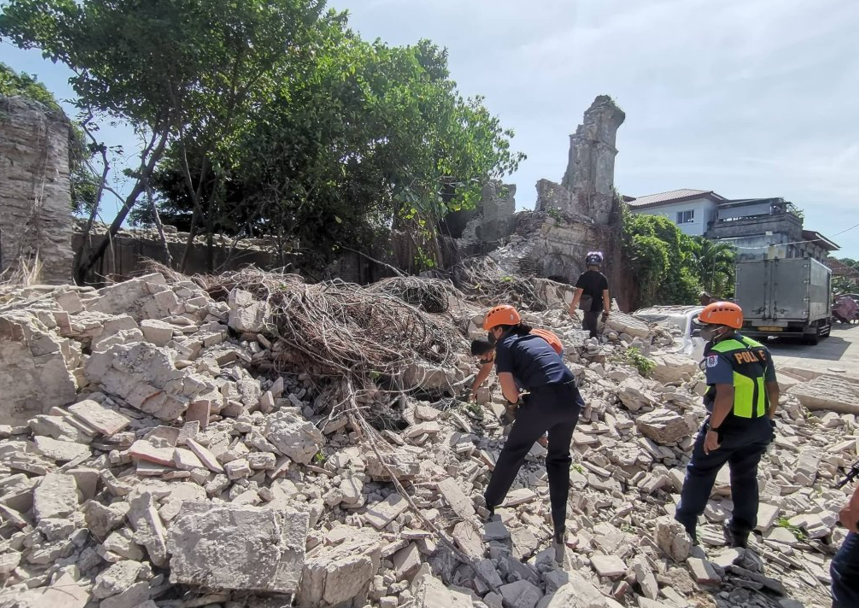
[706,335,771,419]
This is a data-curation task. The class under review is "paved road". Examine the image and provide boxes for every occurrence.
[767,323,859,379]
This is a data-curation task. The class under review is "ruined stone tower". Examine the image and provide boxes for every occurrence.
[0,95,75,283]
[537,95,625,224]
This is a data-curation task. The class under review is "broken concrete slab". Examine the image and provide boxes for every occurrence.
[436,477,476,520]
[364,493,409,530]
[169,501,308,593]
[790,376,859,414]
[68,399,131,436]
[636,410,692,445]
[33,435,90,462]
[410,564,474,608]
[33,472,79,521]
[591,554,627,578]
[127,493,169,568]
[536,571,624,608]
[366,449,421,481]
[499,580,542,608]
[0,310,77,425]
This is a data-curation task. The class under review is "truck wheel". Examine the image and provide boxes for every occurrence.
[804,329,820,345]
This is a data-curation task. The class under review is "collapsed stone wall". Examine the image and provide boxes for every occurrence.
[451,96,630,308]
[0,96,75,283]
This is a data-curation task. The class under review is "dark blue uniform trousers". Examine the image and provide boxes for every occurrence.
[484,383,582,532]
[674,418,772,539]
[832,532,859,607]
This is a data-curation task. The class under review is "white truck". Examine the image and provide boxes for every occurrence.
[734,257,832,345]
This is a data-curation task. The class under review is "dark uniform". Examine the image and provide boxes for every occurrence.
[674,334,776,542]
[832,532,859,607]
[574,269,609,339]
[483,333,583,533]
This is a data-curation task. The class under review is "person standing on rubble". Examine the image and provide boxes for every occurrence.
[481,305,583,549]
[831,483,859,607]
[569,251,611,339]
[674,302,779,548]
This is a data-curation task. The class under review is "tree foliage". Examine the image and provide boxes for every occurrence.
[621,206,736,308]
[141,31,524,271]
[0,60,60,110]
[1,0,523,276]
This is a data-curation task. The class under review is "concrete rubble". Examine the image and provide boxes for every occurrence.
[0,271,847,608]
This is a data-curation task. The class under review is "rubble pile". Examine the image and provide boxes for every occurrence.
[0,271,846,608]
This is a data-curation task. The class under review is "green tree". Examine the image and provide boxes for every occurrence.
[144,33,523,272]
[621,206,702,307]
[833,275,857,295]
[1,0,330,278]
[691,237,735,297]
[0,61,60,110]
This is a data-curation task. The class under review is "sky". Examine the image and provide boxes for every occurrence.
[3,0,859,257]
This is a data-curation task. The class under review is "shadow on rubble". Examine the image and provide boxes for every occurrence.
[703,546,830,608]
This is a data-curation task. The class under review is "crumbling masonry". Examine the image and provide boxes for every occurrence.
[0,95,75,283]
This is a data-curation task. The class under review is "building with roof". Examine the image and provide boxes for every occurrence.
[626,189,839,262]
[625,189,727,237]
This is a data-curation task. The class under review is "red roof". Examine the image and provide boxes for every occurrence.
[626,189,726,209]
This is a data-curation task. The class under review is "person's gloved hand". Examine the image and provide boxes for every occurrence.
[769,418,777,443]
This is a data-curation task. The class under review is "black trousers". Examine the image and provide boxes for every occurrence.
[674,418,772,539]
[484,383,583,532]
[582,311,600,338]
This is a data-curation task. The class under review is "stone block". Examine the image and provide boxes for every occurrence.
[636,410,692,445]
[68,399,131,436]
[297,527,381,607]
[499,580,542,608]
[264,410,324,465]
[33,473,79,522]
[0,311,77,425]
[168,501,308,593]
[140,319,175,347]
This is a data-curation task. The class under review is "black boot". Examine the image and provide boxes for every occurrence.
[553,526,565,564]
[729,530,749,549]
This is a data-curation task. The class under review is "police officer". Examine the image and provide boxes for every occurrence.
[674,302,779,547]
[481,305,583,550]
[831,483,859,606]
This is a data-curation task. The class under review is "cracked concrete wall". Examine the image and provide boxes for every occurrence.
[0,96,75,283]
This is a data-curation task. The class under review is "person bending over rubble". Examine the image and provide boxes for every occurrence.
[480,305,583,550]
[569,251,611,339]
[470,328,564,448]
[831,481,859,607]
[469,327,565,402]
[674,302,778,548]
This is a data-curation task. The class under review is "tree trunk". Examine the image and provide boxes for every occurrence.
[77,127,170,281]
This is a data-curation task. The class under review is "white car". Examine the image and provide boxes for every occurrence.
[632,305,707,361]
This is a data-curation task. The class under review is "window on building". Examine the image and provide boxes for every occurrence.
[676,210,695,224]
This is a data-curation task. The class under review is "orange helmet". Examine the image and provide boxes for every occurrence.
[697,301,743,329]
[483,305,521,330]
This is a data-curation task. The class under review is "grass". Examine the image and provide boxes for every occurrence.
[611,347,656,378]
[776,517,808,542]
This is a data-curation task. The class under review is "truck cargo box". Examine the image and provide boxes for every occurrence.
[734,257,831,344]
